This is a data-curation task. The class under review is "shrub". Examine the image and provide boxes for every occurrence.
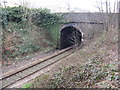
[0,6,28,23]
[31,8,62,29]
[0,9,8,28]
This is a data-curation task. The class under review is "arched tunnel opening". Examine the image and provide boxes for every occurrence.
[60,26,83,49]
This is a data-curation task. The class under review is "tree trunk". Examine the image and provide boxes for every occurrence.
[118,1,120,29]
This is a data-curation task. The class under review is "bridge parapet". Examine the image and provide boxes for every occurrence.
[59,13,118,49]
[62,13,118,25]
[61,13,117,38]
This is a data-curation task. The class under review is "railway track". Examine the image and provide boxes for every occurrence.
[1,46,75,89]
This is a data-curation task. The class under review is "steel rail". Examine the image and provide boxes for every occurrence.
[1,46,75,89]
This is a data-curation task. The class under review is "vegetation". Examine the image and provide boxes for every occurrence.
[0,6,63,65]
[30,26,118,88]
[32,60,118,88]
[22,82,33,89]
[31,8,62,29]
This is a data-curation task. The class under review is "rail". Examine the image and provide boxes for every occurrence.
[1,46,75,89]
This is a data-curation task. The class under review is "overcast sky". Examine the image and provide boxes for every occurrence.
[0,0,118,12]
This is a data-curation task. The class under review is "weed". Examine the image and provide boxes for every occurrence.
[63,67,70,72]
[22,82,33,88]
[32,58,118,88]
[49,73,64,88]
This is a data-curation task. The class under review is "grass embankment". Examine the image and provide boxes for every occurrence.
[1,22,61,66]
[28,27,119,88]
[1,7,62,66]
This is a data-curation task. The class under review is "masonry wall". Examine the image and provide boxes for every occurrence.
[63,13,118,26]
[61,13,118,42]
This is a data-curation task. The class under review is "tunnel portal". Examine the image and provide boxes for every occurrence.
[60,26,82,49]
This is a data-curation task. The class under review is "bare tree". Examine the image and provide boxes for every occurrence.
[2,0,7,8]
[100,0,104,12]
[113,0,117,12]
[66,0,71,12]
[118,1,120,29]
[1,1,8,64]
[19,0,31,8]
[0,0,1,5]
[95,0,118,13]
[95,0,118,31]
[105,0,108,13]
[95,1,103,12]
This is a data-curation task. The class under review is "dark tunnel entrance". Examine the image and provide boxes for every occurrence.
[60,26,82,49]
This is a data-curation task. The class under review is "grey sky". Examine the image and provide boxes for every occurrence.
[1,0,118,12]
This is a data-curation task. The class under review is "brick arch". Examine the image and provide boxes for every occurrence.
[60,25,83,49]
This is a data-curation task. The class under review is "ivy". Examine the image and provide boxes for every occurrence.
[0,6,28,24]
[31,8,63,29]
[0,7,63,29]
[0,9,8,29]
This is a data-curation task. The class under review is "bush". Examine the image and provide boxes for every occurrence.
[0,7,62,29]
[0,10,8,29]
[31,8,62,29]
[0,6,28,23]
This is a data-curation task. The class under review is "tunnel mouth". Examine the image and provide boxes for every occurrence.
[60,26,82,49]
